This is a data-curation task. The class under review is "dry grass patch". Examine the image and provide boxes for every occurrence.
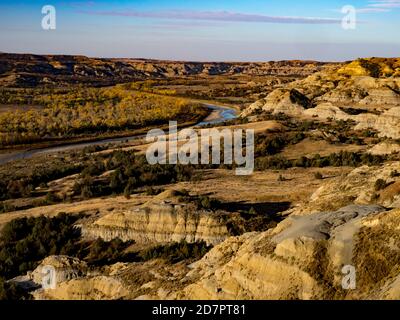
[352,210,400,297]
[379,181,400,204]
[281,138,365,160]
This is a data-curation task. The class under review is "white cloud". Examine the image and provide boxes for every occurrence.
[356,7,390,12]
[367,0,400,9]
[77,10,342,25]
[351,0,400,14]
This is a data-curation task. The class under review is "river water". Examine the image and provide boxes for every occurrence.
[0,104,237,165]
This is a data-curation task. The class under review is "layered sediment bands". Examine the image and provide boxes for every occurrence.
[243,58,400,138]
[31,256,88,285]
[81,203,230,245]
[177,205,399,300]
[29,257,130,300]
[33,276,130,300]
[177,231,323,300]
[25,206,400,300]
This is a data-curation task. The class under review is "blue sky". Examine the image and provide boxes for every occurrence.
[0,0,399,61]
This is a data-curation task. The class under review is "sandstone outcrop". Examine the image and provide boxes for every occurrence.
[176,205,400,300]
[30,255,88,285]
[243,58,400,138]
[26,204,400,300]
[18,256,129,300]
[81,194,231,245]
[33,275,130,300]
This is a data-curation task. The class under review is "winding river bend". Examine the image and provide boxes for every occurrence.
[0,104,237,165]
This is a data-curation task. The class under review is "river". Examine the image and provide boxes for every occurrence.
[0,103,237,165]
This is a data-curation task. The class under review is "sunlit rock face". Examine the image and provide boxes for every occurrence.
[177,205,400,300]
[243,58,400,138]
[81,202,230,246]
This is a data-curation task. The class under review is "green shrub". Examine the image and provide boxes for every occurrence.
[0,202,16,214]
[84,238,132,266]
[390,170,400,178]
[45,192,59,204]
[278,174,286,182]
[140,240,212,263]
[314,172,323,180]
[145,187,163,196]
[374,179,387,191]
[358,59,381,78]
[0,213,82,279]
[255,151,387,171]
[248,207,257,215]
[197,196,221,210]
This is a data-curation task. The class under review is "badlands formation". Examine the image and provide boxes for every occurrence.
[244,58,400,138]
[81,194,231,245]
[0,53,331,87]
[7,58,400,300]
[24,203,400,300]
[23,163,400,300]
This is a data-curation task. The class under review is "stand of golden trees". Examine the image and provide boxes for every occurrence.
[0,85,206,146]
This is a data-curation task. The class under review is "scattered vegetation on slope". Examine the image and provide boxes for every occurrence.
[353,212,400,296]
[73,151,195,200]
[0,213,82,279]
[140,240,212,263]
[255,151,387,171]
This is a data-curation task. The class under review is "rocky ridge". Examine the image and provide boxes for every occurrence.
[81,202,230,246]
[176,205,400,300]
[243,58,400,138]
[81,192,231,245]
[0,53,334,87]
[25,203,400,300]
[15,160,400,300]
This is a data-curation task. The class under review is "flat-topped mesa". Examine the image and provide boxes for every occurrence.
[81,202,230,246]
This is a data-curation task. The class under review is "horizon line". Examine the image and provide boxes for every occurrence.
[3,51,381,64]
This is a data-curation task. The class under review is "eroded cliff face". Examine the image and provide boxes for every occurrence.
[27,204,400,300]
[29,257,129,300]
[177,205,400,300]
[15,164,400,300]
[173,161,400,300]
[81,201,230,246]
[33,275,130,300]
[243,58,400,139]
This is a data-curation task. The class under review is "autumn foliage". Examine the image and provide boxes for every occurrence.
[0,85,206,146]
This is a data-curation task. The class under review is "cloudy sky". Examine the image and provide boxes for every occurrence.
[0,0,399,61]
